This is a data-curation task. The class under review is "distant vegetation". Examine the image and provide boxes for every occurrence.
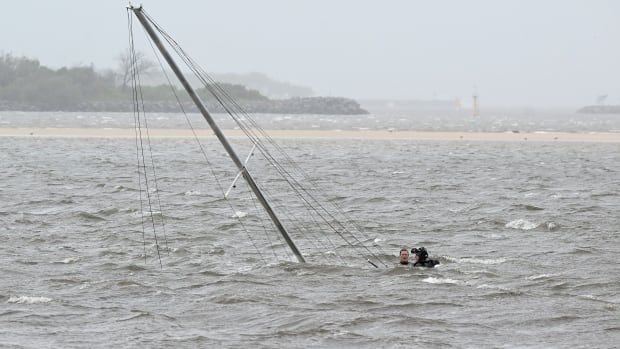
[209,72,314,99]
[0,54,266,110]
[0,54,120,110]
[0,54,367,115]
[144,71,315,99]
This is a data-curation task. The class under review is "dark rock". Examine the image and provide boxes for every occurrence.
[0,96,368,115]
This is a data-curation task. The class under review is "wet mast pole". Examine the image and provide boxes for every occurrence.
[129,5,305,263]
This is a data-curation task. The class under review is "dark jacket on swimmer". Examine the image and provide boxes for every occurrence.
[411,247,440,268]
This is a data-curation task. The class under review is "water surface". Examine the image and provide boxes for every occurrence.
[1,115,619,348]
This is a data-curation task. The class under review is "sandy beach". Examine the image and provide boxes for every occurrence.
[1,127,619,142]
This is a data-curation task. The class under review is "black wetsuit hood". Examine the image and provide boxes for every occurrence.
[411,247,440,268]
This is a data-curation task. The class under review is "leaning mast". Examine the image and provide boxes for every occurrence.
[129,5,305,263]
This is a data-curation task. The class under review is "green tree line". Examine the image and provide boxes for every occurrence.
[0,54,268,110]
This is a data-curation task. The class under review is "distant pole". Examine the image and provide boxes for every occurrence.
[130,5,306,263]
[472,93,479,117]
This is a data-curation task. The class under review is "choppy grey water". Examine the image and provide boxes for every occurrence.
[1,113,620,348]
[2,108,620,132]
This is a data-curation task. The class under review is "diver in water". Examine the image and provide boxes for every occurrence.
[399,248,410,265]
[411,247,440,268]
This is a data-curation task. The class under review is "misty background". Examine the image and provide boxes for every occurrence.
[1,0,618,108]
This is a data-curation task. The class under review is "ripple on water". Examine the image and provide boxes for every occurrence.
[512,203,545,211]
[76,211,106,221]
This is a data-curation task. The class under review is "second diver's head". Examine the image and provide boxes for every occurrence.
[399,248,410,265]
[411,247,428,262]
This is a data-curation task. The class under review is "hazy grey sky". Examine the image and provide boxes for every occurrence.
[2,0,618,107]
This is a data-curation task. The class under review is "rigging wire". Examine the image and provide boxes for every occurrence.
[240,167,347,264]
[173,53,387,265]
[142,8,387,267]
[133,38,170,256]
[128,10,163,268]
[137,8,389,267]
[128,11,148,264]
[240,171,283,261]
[140,23,268,265]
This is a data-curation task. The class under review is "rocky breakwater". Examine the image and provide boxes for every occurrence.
[0,97,368,115]
[577,105,620,114]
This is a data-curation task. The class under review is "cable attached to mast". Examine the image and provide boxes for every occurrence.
[127,7,166,268]
[130,6,389,268]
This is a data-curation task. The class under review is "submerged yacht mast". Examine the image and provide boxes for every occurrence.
[129,5,306,263]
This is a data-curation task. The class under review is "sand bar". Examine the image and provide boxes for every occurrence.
[1,127,620,142]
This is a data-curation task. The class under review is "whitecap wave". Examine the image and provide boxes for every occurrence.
[130,210,161,218]
[576,294,615,305]
[526,273,553,280]
[505,219,538,230]
[61,257,80,264]
[476,284,511,292]
[232,211,247,218]
[184,190,201,196]
[422,277,460,285]
[444,256,506,265]
[463,257,506,265]
[7,296,52,304]
[545,221,559,231]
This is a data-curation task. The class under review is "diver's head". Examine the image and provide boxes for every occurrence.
[399,248,409,265]
[411,247,428,262]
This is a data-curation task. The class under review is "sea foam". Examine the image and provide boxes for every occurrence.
[505,219,538,230]
[232,211,248,218]
[7,296,52,304]
[444,256,506,265]
[422,277,461,285]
